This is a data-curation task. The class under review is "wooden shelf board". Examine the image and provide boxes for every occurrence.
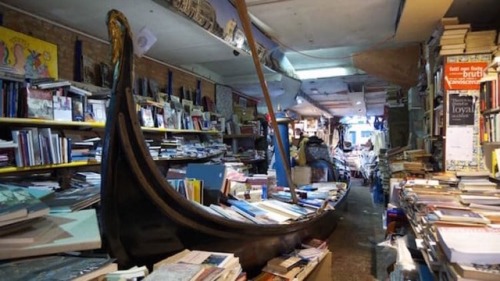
[0,117,105,128]
[481,108,500,115]
[0,118,221,134]
[223,134,258,139]
[0,161,99,174]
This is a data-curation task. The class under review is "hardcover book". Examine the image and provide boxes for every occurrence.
[433,207,491,224]
[27,88,53,119]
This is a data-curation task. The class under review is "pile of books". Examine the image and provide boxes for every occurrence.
[465,30,498,54]
[254,238,331,281]
[146,249,244,281]
[438,17,469,56]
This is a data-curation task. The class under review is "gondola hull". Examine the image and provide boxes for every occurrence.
[101,9,350,276]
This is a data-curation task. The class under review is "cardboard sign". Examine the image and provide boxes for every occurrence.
[448,94,474,125]
[444,62,487,90]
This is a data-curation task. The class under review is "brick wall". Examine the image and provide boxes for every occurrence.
[0,6,215,100]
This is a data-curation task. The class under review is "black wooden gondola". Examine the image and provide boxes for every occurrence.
[100,8,349,276]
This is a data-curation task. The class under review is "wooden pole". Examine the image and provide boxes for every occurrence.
[234,0,297,203]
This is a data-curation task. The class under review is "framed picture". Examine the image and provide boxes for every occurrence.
[0,26,58,79]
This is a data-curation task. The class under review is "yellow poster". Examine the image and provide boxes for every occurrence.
[0,26,58,79]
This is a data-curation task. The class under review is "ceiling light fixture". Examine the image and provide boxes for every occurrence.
[356,101,362,105]
[296,67,350,80]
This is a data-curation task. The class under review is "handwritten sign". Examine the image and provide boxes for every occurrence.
[444,62,487,90]
[448,94,474,125]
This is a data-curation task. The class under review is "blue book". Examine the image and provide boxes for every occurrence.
[227,199,267,217]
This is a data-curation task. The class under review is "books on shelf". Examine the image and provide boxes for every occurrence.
[26,88,53,120]
[52,94,73,121]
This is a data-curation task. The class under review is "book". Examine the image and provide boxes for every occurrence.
[145,263,205,281]
[266,255,302,274]
[53,94,73,121]
[433,207,491,224]
[436,226,500,264]
[227,198,268,218]
[141,107,155,127]
[87,99,107,123]
[0,217,54,245]
[209,204,250,223]
[0,209,102,260]
[41,186,101,213]
[301,238,328,250]
[451,262,500,281]
[104,265,149,281]
[0,255,116,281]
[178,250,235,268]
[26,88,53,119]
[71,95,85,121]
[0,184,50,227]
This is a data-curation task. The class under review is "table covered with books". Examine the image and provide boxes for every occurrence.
[388,176,500,281]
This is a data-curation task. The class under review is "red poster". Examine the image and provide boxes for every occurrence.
[443,62,487,90]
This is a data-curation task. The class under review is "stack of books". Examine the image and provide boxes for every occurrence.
[148,249,244,281]
[465,30,498,54]
[438,17,470,56]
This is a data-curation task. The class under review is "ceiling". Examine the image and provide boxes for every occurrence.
[2,0,500,117]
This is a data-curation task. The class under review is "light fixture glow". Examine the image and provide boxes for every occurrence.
[356,101,362,105]
[296,67,350,80]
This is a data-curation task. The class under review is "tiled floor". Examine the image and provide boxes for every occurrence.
[328,178,393,281]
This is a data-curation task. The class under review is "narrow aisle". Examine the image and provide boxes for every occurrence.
[328,178,388,281]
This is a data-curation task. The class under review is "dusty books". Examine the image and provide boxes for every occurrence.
[436,226,500,264]
[0,255,116,281]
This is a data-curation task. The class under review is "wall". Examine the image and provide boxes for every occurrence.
[0,6,215,100]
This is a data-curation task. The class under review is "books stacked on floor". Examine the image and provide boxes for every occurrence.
[254,237,330,281]
[0,255,118,281]
[147,249,244,281]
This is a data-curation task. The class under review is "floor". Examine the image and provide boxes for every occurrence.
[327,178,393,281]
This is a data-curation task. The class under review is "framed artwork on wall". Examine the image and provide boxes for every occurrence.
[0,26,58,79]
